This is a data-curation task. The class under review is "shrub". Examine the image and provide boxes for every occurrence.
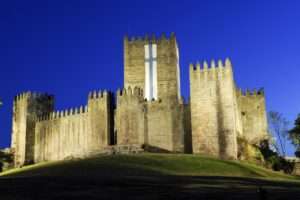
[259,140,295,174]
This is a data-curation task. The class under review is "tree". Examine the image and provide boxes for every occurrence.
[268,111,289,157]
[288,114,300,157]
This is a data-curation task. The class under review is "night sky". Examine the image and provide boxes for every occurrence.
[0,0,299,155]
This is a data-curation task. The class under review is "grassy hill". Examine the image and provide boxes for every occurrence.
[1,153,300,199]
[0,153,297,180]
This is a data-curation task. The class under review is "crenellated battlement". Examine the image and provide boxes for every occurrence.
[117,87,144,98]
[124,32,176,45]
[12,91,55,166]
[190,57,239,159]
[144,96,184,105]
[190,58,232,74]
[236,88,265,97]
[37,105,88,122]
[237,87,268,144]
[14,91,30,101]
[145,98,163,105]
[88,90,110,100]
[10,33,268,165]
[124,32,180,101]
[14,91,54,102]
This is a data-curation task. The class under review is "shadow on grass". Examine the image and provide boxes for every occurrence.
[1,154,300,199]
[0,174,300,200]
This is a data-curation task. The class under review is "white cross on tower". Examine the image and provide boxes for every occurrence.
[144,43,158,100]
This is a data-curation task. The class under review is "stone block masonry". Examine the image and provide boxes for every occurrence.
[10,91,113,166]
[145,99,185,152]
[237,89,268,144]
[124,33,181,101]
[123,33,184,153]
[115,87,185,152]
[34,91,113,163]
[115,87,145,146]
[12,92,54,166]
[190,59,241,159]
[10,33,268,166]
[35,107,89,162]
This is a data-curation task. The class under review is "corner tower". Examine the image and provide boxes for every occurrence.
[124,33,181,101]
[189,59,239,159]
[237,89,268,144]
[11,92,54,166]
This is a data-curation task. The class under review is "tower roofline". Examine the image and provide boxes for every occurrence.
[124,32,176,44]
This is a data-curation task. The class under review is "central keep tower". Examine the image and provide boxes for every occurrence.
[124,33,181,101]
[120,33,185,152]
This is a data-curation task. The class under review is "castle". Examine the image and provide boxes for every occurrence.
[11,33,268,167]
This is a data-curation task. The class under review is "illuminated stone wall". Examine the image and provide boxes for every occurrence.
[11,92,54,166]
[237,89,268,144]
[115,87,145,145]
[124,33,181,101]
[10,33,269,165]
[34,91,112,162]
[190,59,240,159]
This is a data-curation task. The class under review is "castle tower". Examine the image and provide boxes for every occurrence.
[121,33,184,152]
[11,92,54,166]
[87,90,113,149]
[115,87,145,146]
[190,59,239,159]
[237,89,268,144]
[124,33,181,101]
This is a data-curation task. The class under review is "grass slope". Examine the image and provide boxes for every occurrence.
[1,154,300,199]
[1,153,298,181]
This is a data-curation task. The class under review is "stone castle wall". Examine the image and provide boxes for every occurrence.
[33,91,112,163]
[115,87,145,145]
[183,102,192,153]
[12,92,54,166]
[115,87,185,152]
[35,107,88,162]
[237,89,268,144]
[155,34,181,100]
[124,36,146,91]
[145,99,185,152]
[87,91,113,149]
[11,33,269,166]
[124,33,181,100]
[122,34,184,152]
[190,59,239,159]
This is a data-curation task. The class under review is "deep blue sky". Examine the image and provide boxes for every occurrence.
[0,0,299,155]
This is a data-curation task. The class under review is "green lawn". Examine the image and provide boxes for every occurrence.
[1,153,300,199]
[1,153,298,181]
